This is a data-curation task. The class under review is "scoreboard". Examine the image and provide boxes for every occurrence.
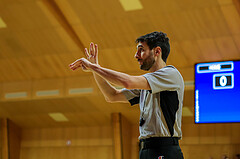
[195,61,240,123]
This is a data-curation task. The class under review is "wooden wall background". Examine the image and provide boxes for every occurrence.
[20,126,114,159]
[19,122,240,159]
[0,0,240,158]
[181,118,240,159]
[0,120,2,159]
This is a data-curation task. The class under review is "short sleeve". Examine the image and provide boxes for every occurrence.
[142,66,181,94]
[121,88,141,106]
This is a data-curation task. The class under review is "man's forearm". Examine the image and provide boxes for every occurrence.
[90,64,132,89]
[93,72,120,101]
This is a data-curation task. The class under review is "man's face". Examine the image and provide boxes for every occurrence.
[135,42,155,71]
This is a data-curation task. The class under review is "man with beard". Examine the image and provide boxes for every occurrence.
[69,31,184,159]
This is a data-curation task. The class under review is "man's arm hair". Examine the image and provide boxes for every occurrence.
[90,64,151,90]
[93,73,128,103]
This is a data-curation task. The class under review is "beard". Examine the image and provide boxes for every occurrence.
[140,54,155,71]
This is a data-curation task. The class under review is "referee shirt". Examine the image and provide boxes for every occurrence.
[122,66,184,139]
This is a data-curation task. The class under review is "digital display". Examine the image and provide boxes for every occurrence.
[195,60,240,123]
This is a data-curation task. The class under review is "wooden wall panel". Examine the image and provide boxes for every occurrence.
[1,119,8,159]
[1,119,21,159]
[32,78,64,99]
[196,38,222,62]
[215,124,231,144]
[170,42,189,68]
[199,124,216,144]
[64,76,97,97]
[233,35,240,52]
[20,116,133,159]
[131,122,240,159]
[0,83,3,101]
[179,41,203,67]
[111,113,123,159]
[20,126,113,159]
[130,125,139,159]
[0,76,99,102]
[38,0,85,51]
[220,4,240,35]
[181,145,236,159]
[21,126,112,148]
[215,36,239,59]
[2,81,32,101]
[8,120,21,159]
[20,123,240,159]
[21,147,113,159]
[111,113,133,159]
[181,123,240,159]
[0,119,2,159]
[231,123,240,144]
[181,123,199,144]
[121,115,132,159]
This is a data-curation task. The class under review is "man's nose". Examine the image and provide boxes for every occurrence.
[135,52,140,59]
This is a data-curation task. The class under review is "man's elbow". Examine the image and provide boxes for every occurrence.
[104,91,118,103]
[104,90,123,103]
[105,97,117,103]
[105,97,113,103]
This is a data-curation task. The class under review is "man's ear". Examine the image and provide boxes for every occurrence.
[154,46,162,56]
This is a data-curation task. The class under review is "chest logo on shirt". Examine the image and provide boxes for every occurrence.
[158,156,164,159]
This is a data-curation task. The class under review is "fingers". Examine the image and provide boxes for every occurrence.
[86,42,98,58]
[69,42,98,71]
[94,44,98,58]
[69,59,82,70]
[69,63,81,70]
[89,42,95,57]
[84,48,89,58]
[69,58,91,71]
[84,42,94,58]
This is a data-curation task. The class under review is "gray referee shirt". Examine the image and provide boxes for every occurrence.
[122,66,184,139]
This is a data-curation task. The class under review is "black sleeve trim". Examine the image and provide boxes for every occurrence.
[129,97,140,106]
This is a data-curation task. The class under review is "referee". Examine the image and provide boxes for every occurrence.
[69,31,184,159]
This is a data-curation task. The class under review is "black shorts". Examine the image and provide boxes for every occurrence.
[139,137,184,159]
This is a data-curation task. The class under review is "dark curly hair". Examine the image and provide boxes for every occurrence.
[135,31,170,63]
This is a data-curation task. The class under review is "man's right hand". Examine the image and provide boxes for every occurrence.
[69,42,98,72]
[84,42,98,65]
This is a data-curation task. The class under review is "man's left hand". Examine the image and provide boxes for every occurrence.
[69,58,92,72]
